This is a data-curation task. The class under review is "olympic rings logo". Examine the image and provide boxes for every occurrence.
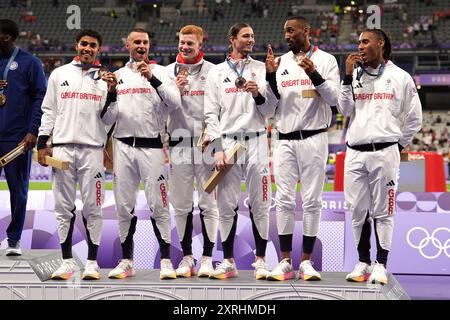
[406,227,450,260]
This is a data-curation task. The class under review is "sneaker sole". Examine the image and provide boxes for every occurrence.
[160,273,177,280]
[82,273,101,280]
[255,273,268,280]
[300,273,321,281]
[209,271,238,280]
[346,273,371,282]
[176,268,196,278]
[370,277,388,285]
[266,271,295,281]
[6,251,22,256]
[108,270,136,279]
[51,272,74,280]
[198,271,212,278]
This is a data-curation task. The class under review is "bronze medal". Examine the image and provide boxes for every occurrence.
[0,93,6,106]
[0,80,7,90]
[177,66,189,77]
[295,52,306,64]
[98,68,108,79]
[235,76,246,89]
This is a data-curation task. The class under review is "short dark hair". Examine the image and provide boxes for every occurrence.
[0,19,19,41]
[129,28,149,36]
[76,29,102,46]
[364,28,392,60]
[286,16,311,28]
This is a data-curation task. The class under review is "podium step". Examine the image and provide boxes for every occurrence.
[0,250,409,300]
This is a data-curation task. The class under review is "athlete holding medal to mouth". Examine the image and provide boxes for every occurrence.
[101,28,181,280]
[339,29,422,285]
[203,23,278,280]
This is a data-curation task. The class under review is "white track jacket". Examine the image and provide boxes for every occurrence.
[166,58,214,136]
[274,48,340,133]
[39,60,108,146]
[101,62,180,138]
[338,60,422,147]
[204,56,278,141]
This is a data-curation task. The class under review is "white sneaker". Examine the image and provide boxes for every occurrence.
[368,262,388,285]
[198,256,214,278]
[346,262,372,282]
[209,259,238,279]
[82,260,101,280]
[160,259,177,279]
[299,260,321,281]
[108,259,136,279]
[176,256,196,277]
[6,241,22,256]
[252,259,269,280]
[51,258,76,280]
[266,258,295,281]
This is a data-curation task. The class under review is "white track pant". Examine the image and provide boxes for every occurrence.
[274,132,328,237]
[169,145,219,248]
[217,135,272,243]
[113,139,171,245]
[52,145,104,245]
[344,144,399,251]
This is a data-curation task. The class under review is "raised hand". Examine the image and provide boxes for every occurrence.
[265,44,280,73]
[175,73,189,93]
[298,56,316,76]
[345,53,363,76]
[101,71,118,92]
[137,61,153,80]
[244,80,259,98]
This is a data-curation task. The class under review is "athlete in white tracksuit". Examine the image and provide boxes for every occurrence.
[266,17,340,281]
[339,29,422,284]
[101,29,181,279]
[37,30,108,280]
[166,25,219,277]
[204,23,278,279]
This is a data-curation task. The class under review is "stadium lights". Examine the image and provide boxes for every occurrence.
[153,4,158,8]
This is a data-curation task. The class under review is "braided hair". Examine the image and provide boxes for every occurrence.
[364,28,392,60]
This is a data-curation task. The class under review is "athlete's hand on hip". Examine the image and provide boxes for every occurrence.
[214,151,227,171]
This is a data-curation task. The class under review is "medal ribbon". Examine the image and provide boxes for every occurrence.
[226,55,248,79]
[356,60,387,83]
[0,47,19,95]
